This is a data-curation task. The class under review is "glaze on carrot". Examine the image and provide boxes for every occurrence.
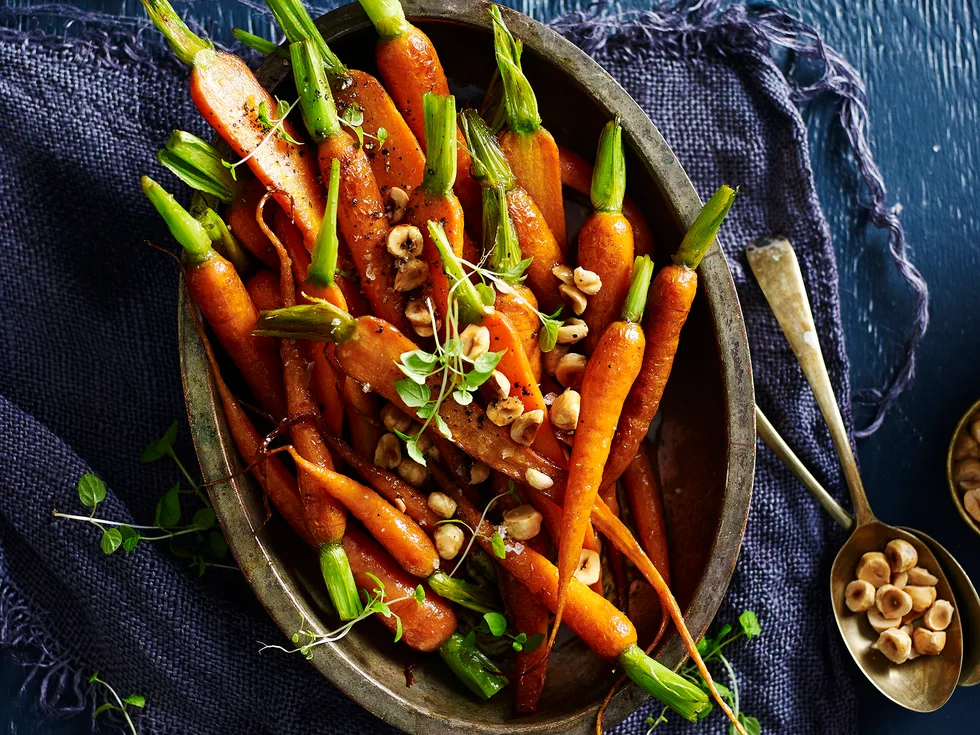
[601,186,736,489]
[143,176,286,419]
[578,118,634,355]
[227,178,278,267]
[245,269,281,312]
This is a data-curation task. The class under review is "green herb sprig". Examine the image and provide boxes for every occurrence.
[476,611,545,653]
[337,102,387,151]
[89,672,145,735]
[435,486,519,579]
[222,97,303,181]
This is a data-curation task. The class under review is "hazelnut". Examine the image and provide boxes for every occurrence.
[550,389,581,431]
[396,457,428,487]
[394,257,429,291]
[481,370,511,400]
[434,525,465,559]
[892,571,908,589]
[551,264,574,285]
[555,353,588,389]
[868,607,902,633]
[872,627,912,664]
[387,186,409,223]
[556,318,589,345]
[486,397,524,427]
[511,409,544,446]
[573,549,601,586]
[923,599,954,631]
[906,566,938,586]
[855,552,891,588]
[902,625,921,660]
[411,425,433,455]
[386,223,424,259]
[972,417,980,445]
[875,584,913,618]
[542,344,569,375]
[913,627,946,656]
[525,468,553,490]
[502,504,543,541]
[573,266,602,295]
[955,459,980,490]
[460,324,491,361]
[905,585,937,613]
[427,491,457,519]
[885,539,918,573]
[381,403,413,433]
[469,461,490,485]
[964,488,980,522]
[374,433,402,470]
[844,579,875,612]
[405,299,440,338]
[559,283,588,316]
[953,432,980,460]
[902,609,924,625]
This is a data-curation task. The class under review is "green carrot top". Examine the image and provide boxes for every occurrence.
[621,256,654,323]
[157,130,239,204]
[254,301,357,343]
[232,28,288,58]
[290,39,341,144]
[265,0,348,81]
[307,158,341,288]
[488,5,540,136]
[141,175,213,265]
[673,185,737,269]
[482,186,527,283]
[421,93,458,197]
[590,116,626,214]
[357,0,412,41]
[428,221,488,326]
[459,109,515,191]
[141,0,213,67]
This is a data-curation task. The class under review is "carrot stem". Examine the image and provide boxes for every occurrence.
[428,221,487,325]
[673,185,737,269]
[232,27,286,57]
[290,39,341,143]
[428,570,500,614]
[438,632,509,700]
[357,0,412,41]
[264,0,347,78]
[254,302,357,342]
[618,644,711,722]
[158,130,238,203]
[488,6,539,135]
[141,176,213,265]
[622,255,654,323]
[460,108,515,189]
[483,186,526,282]
[195,203,249,273]
[591,116,625,213]
[308,157,341,288]
[140,0,212,66]
[320,541,364,620]
[421,93,457,197]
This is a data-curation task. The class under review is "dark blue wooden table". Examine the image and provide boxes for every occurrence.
[2,0,978,733]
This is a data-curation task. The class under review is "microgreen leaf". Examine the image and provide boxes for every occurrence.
[275,97,291,119]
[141,421,178,462]
[119,525,141,552]
[396,378,431,407]
[193,507,216,530]
[377,127,388,148]
[257,100,274,130]
[452,389,474,406]
[279,129,305,146]
[340,104,364,128]
[739,610,761,639]
[78,474,106,509]
[122,694,146,709]
[462,630,477,648]
[490,533,506,559]
[482,612,507,637]
[433,414,452,440]
[738,715,761,735]
[403,436,428,466]
[394,615,403,643]
[415,585,426,604]
[475,282,496,307]
[155,483,182,528]
[473,350,504,374]
[101,528,123,555]
[523,632,545,653]
[538,313,562,353]
[94,703,116,718]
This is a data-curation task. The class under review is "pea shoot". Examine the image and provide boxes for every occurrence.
[89,672,145,735]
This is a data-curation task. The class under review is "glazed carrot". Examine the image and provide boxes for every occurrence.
[599,483,628,612]
[342,376,384,460]
[143,0,325,248]
[228,177,278,267]
[265,0,425,196]
[405,93,464,320]
[246,269,281,312]
[461,109,565,313]
[600,186,736,489]
[255,303,739,729]
[550,257,653,650]
[489,6,566,251]
[258,191,361,620]
[578,118,634,355]
[143,176,286,419]
[555,142,655,258]
[500,567,549,713]
[290,40,410,332]
[495,286,542,382]
[357,0,482,223]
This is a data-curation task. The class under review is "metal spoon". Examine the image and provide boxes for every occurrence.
[756,406,980,687]
[747,237,964,711]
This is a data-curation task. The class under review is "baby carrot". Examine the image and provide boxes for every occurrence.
[342,376,384,460]
[550,257,653,650]
[599,483,628,612]
[227,177,278,267]
[489,6,566,251]
[601,186,736,488]
[290,39,410,332]
[142,0,324,248]
[143,176,286,419]
[265,0,425,196]
[246,269,281,312]
[555,142,655,259]
[578,118,634,355]
[405,93,464,320]
[499,567,549,713]
[357,0,482,222]
[494,286,542,382]
[461,109,566,313]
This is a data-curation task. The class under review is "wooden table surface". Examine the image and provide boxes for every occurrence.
[1,0,977,733]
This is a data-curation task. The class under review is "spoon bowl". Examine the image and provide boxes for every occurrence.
[830,522,962,711]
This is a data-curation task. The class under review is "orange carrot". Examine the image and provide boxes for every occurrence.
[143,176,286,419]
[226,177,277,267]
[550,257,653,650]
[499,566,549,713]
[556,142,655,259]
[489,6,566,251]
[494,286,542,382]
[142,0,325,249]
[601,186,737,489]
[342,376,384,460]
[358,0,482,224]
[599,483,628,612]
[245,269,281,312]
[578,118,634,355]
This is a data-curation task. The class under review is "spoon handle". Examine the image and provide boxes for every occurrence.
[746,237,875,526]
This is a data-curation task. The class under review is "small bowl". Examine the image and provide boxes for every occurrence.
[946,397,980,536]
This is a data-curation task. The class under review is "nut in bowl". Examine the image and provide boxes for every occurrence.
[947,397,980,534]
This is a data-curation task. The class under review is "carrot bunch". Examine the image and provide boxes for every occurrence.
[140,0,742,729]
